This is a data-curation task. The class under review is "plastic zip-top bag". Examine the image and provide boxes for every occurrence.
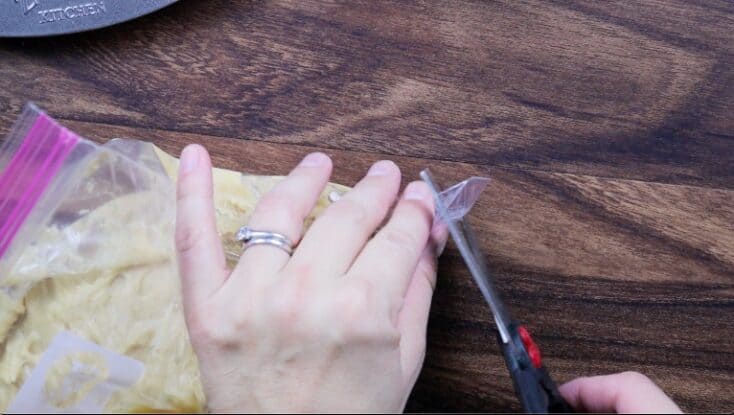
[0,104,488,413]
[0,105,202,412]
[0,104,354,413]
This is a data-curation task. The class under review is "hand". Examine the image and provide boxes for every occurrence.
[560,372,682,413]
[174,145,447,413]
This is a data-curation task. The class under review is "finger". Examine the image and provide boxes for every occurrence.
[287,160,400,278]
[396,243,439,386]
[348,181,435,299]
[175,144,229,308]
[234,152,332,278]
[395,206,447,385]
[559,372,682,414]
[393,201,452,385]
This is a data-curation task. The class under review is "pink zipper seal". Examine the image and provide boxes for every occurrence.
[0,112,79,259]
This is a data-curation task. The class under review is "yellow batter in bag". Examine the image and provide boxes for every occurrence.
[0,143,348,413]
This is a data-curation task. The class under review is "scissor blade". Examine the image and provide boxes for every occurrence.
[420,169,513,343]
[1,0,179,37]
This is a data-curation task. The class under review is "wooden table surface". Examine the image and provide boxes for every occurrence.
[1,1,733,412]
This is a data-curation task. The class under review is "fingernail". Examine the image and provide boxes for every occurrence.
[367,160,395,176]
[300,152,329,167]
[179,145,200,175]
[404,182,430,200]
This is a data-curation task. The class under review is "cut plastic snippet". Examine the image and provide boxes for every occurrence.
[435,176,490,222]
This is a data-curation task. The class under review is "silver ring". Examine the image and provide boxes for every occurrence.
[236,226,294,255]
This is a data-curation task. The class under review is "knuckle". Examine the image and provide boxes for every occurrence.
[287,262,315,285]
[399,199,433,230]
[382,227,421,256]
[619,371,651,385]
[266,286,304,331]
[335,282,372,320]
[328,198,369,226]
[176,175,212,203]
[175,224,203,255]
[187,307,240,347]
[333,281,398,344]
[333,286,370,337]
[191,322,227,345]
[230,306,256,332]
[354,320,400,347]
[254,192,300,222]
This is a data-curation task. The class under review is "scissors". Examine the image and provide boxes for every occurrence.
[421,169,573,414]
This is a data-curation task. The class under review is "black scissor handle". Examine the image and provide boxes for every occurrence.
[499,324,574,413]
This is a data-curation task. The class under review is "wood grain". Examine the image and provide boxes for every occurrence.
[1,0,733,188]
[1,0,733,412]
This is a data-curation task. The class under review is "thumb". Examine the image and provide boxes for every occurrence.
[559,371,682,414]
[175,144,228,310]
